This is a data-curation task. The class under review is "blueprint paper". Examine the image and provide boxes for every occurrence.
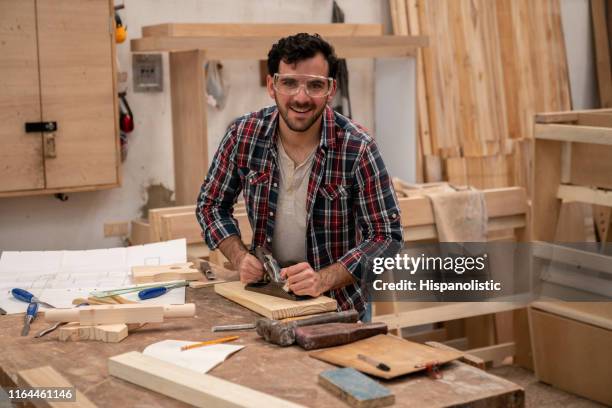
[0,239,188,314]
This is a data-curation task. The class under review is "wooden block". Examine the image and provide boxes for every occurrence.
[104,221,129,238]
[309,334,462,379]
[58,323,128,343]
[16,365,97,408]
[108,351,304,408]
[318,367,394,408]
[214,281,337,319]
[130,219,152,245]
[132,262,202,283]
[295,322,388,350]
[45,304,195,324]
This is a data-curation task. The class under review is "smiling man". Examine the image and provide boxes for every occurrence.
[196,33,403,320]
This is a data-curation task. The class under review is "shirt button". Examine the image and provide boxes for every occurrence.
[273,183,278,188]
[392,213,397,219]
[266,237,272,243]
[269,211,274,217]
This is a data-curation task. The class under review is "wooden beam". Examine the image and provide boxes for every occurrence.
[16,366,97,408]
[535,108,612,123]
[592,0,612,107]
[532,241,612,274]
[108,351,305,408]
[142,23,384,38]
[534,123,612,145]
[372,295,531,330]
[169,50,208,205]
[403,214,526,241]
[426,341,486,370]
[557,184,612,207]
[44,304,196,324]
[467,342,516,365]
[131,35,427,58]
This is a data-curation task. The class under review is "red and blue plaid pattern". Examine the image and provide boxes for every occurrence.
[196,105,403,317]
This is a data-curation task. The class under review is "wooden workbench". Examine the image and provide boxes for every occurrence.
[0,287,524,407]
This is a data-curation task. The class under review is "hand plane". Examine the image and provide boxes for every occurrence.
[245,247,310,301]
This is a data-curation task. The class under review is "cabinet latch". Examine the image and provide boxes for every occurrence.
[25,121,57,133]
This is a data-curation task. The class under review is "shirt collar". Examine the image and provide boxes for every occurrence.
[263,105,337,150]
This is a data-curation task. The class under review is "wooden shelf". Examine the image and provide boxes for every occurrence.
[131,35,427,59]
[557,184,612,207]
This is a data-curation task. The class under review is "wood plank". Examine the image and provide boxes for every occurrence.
[108,351,305,408]
[318,367,395,408]
[570,143,612,190]
[535,108,612,123]
[534,123,612,145]
[309,334,462,379]
[529,307,612,406]
[373,296,531,330]
[214,281,336,320]
[169,50,207,205]
[131,262,202,283]
[467,342,516,365]
[530,301,612,330]
[38,0,119,189]
[404,214,526,241]
[532,243,611,275]
[557,184,612,207]
[592,0,612,107]
[398,187,527,227]
[16,365,97,408]
[533,139,562,241]
[425,341,486,370]
[142,23,384,38]
[132,36,427,58]
[0,0,44,192]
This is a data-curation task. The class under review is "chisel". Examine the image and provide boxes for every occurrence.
[12,288,55,309]
[137,282,187,300]
[21,302,38,336]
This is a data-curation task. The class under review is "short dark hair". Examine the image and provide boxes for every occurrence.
[267,33,339,79]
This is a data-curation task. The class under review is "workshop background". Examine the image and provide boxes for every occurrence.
[0,0,598,251]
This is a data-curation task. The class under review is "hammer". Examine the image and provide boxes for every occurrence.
[255,310,359,346]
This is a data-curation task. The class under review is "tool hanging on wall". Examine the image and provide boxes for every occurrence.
[114,4,127,44]
[118,91,134,161]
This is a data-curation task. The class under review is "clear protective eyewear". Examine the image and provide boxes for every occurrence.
[273,73,334,98]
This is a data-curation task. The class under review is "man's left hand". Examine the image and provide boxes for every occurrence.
[281,262,322,297]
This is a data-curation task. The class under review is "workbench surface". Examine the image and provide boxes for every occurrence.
[0,287,524,407]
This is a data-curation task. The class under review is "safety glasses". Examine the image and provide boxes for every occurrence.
[273,73,334,98]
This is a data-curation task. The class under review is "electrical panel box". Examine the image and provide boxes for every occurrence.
[133,53,163,92]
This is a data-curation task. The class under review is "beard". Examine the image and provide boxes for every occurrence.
[275,97,327,133]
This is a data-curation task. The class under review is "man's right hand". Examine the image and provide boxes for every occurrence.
[236,252,264,284]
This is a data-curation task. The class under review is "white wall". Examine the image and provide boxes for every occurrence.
[0,0,597,251]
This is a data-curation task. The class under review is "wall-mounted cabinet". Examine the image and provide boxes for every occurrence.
[0,0,120,197]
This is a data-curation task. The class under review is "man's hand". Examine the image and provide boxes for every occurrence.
[281,262,322,297]
[236,252,264,284]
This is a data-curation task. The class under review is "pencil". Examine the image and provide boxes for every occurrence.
[180,335,239,351]
[357,353,391,371]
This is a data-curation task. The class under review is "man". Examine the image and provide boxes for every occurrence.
[196,33,403,320]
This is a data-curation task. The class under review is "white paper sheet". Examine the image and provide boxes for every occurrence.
[0,239,188,314]
[143,340,244,373]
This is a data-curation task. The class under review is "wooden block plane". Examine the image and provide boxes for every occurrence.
[132,262,202,283]
[215,281,337,320]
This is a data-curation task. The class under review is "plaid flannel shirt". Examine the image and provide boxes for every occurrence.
[196,105,403,317]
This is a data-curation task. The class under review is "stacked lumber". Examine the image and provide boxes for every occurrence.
[389,0,571,190]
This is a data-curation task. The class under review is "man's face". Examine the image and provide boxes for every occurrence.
[267,53,336,133]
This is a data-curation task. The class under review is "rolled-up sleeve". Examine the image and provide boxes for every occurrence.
[337,139,404,281]
[196,124,243,249]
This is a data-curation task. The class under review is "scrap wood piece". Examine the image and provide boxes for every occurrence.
[58,323,128,343]
[294,322,388,350]
[132,262,202,283]
[16,365,97,408]
[318,367,394,408]
[214,281,337,319]
[309,334,462,379]
[44,304,195,325]
[108,351,305,408]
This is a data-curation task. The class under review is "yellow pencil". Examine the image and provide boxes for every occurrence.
[180,335,239,351]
